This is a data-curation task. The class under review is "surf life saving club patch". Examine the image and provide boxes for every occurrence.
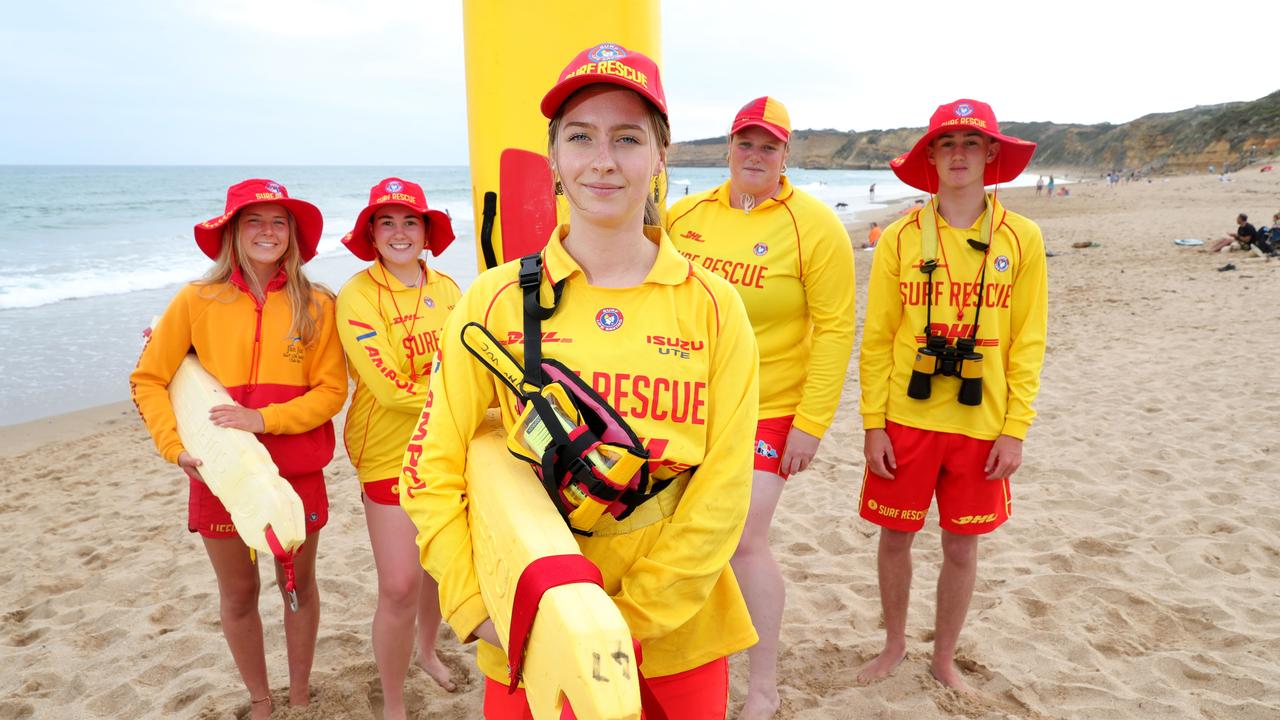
[596,307,624,332]
[589,43,626,62]
[753,242,768,256]
[385,180,403,192]
[954,103,974,117]
[994,255,1010,272]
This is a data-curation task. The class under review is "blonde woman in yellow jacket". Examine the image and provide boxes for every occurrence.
[667,97,856,719]
[335,178,462,717]
[131,179,346,718]
[398,44,760,718]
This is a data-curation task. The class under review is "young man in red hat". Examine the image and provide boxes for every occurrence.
[856,99,1048,691]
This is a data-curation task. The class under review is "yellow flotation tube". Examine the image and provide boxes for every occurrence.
[462,0,664,270]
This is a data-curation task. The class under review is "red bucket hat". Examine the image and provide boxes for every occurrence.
[194,179,324,262]
[890,99,1036,192]
[540,42,667,120]
[731,96,791,143]
[341,177,456,261]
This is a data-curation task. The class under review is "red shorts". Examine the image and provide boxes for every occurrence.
[858,422,1010,535]
[482,656,728,719]
[754,415,794,479]
[361,477,403,506]
[188,471,328,539]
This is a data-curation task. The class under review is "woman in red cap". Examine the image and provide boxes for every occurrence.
[334,178,462,716]
[857,99,1047,691]
[398,43,760,718]
[666,97,857,719]
[131,179,347,717]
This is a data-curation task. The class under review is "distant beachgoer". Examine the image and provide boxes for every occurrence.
[857,99,1048,693]
[131,179,347,718]
[869,183,876,201]
[1208,213,1258,253]
[335,177,463,717]
[862,221,882,249]
[1046,175,1055,198]
[1035,175,1044,196]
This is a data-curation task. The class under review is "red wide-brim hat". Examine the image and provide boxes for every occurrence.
[540,42,667,120]
[194,178,324,262]
[890,99,1036,192]
[341,177,455,261]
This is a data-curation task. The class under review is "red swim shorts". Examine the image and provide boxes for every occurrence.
[858,421,1010,535]
[754,415,794,479]
[188,470,328,539]
[361,477,403,506]
[483,655,728,719]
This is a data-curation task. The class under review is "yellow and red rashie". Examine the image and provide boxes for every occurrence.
[667,177,856,439]
[398,226,761,683]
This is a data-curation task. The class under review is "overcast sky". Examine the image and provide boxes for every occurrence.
[2,0,1273,165]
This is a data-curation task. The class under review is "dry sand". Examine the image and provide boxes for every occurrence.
[3,171,1279,719]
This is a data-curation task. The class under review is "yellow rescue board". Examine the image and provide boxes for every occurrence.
[466,411,640,719]
[462,0,665,270]
[168,354,306,555]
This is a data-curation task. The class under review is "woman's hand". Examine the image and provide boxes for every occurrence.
[209,405,265,433]
[177,451,205,483]
[863,428,897,479]
[779,427,820,476]
[472,619,502,647]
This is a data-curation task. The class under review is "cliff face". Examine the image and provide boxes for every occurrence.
[669,91,1280,174]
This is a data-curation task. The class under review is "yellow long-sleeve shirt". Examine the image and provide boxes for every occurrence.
[335,261,460,483]
[667,178,856,438]
[398,226,759,681]
[859,196,1048,440]
[130,269,348,477]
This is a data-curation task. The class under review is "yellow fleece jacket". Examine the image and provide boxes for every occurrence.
[667,178,856,437]
[336,261,460,483]
[398,226,759,680]
[860,196,1048,440]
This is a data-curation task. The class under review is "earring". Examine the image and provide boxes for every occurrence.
[653,183,660,204]
[781,162,789,174]
[554,179,563,195]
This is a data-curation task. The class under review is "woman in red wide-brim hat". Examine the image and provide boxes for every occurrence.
[334,177,462,715]
[132,178,346,718]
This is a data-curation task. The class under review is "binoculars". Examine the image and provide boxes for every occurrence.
[907,335,984,406]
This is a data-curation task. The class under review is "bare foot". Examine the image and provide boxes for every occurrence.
[856,646,906,685]
[736,689,780,720]
[929,660,974,694]
[415,650,458,692]
[249,695,273,720]
[288,687,310,707]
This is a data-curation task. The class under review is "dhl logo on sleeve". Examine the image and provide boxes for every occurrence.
[564,61,648,88]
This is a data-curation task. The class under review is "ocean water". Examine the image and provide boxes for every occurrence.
[0,164,1035,425]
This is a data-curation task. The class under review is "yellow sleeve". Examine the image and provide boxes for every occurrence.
[129,288,195,464]
[398,291,496,642]
[335,280,429,415]
[258,295,349,435]
[793,210,857,438]
[859,222,906,430]
[612,286,759,641]
[1001,226,1049,439]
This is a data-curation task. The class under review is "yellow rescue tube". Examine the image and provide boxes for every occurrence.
[466,411,640,719]
[168,354,306,555]
[462,0,663,270]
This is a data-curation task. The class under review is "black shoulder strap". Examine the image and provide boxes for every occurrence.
[518,253,564,387]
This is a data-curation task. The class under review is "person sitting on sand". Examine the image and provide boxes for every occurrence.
[862,221,882,249]
[1207,213,1258,253]
[856,99,1048,693]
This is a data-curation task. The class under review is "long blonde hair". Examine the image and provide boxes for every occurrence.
[198,209,330,347]
[547,89,671,227]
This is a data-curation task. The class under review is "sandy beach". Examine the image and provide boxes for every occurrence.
[3,170,1279,719]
